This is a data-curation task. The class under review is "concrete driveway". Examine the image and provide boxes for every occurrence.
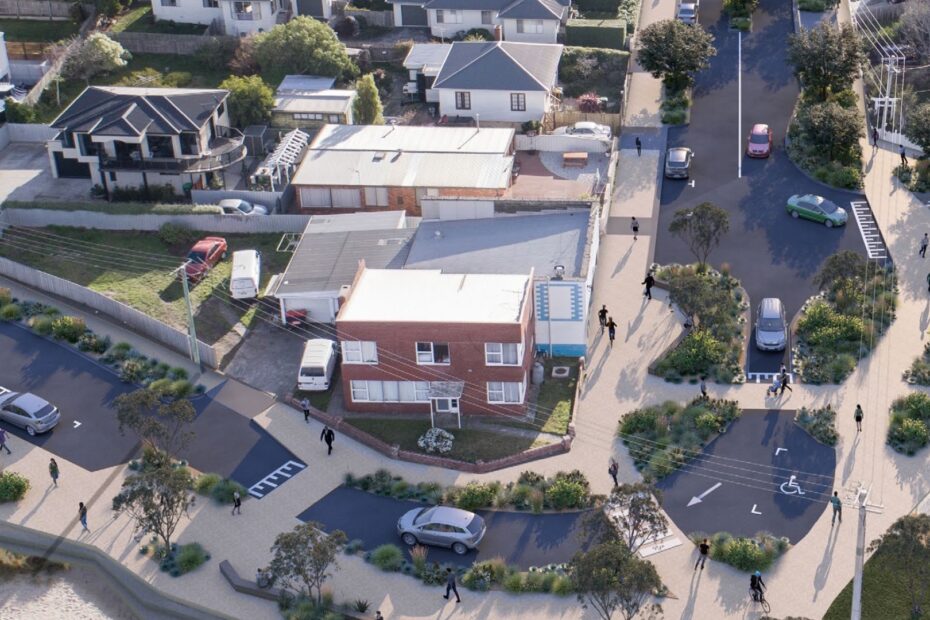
[0,143,89,202]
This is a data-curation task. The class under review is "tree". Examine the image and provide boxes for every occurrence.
[899,1,930,64]
[228,35,259,76]
[787,23,865,102]
[868,514,930,619]
[4,98,36,123]
[113,388,195,459]
[668,202,729,269]
[606,484,669,556]
[254,17,357,83]
[813,250,866,290]
[219,75,273,127]
[636,20,716,91]
[353,74,383,125]
[63,33,129,84]
[570,540,663,620]
[905,103,930,157]
[269,522,347,604]
[797,101,862,161]
[111,447,195,551]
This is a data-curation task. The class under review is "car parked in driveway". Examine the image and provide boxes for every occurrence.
[184,237,228,282]
[665,147,693,179]
[218,198,268,216]
[551,121,611,140]
[0,387,60,435]
[755,298,787,352]
[397,506,487,555]
[746,123,773,158]
[786,194,847,228]
[677,1,699,24]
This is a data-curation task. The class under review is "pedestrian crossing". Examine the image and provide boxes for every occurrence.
[248,460,307,499]
[850,201,889,262]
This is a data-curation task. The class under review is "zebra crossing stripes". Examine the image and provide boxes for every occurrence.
[850,201,888,261]
[747,372,794,384]
[248,460,306,499]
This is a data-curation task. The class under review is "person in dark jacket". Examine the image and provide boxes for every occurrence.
[642,274,655,300]
[443,568,461,603]
[321,426,335,455]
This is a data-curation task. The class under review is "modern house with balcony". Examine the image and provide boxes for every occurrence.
[47,86,246,197]
[151,0,302,36]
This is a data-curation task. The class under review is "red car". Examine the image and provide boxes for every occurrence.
[184,237,227,282]
[746,123,773,158]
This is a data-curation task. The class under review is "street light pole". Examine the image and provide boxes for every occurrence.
[180,263,201,368]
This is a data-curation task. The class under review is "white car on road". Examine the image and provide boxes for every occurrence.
[0,387,60,435]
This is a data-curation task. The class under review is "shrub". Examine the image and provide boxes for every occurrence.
[695,412,720,439]
[369,544,404,572]
[210,478,247,504]
[175,543,208,574]
[503,572,525,592]
[659,329,727,376]
[148,378,173,396]
[108,342,133,361]
[455,482,497,511]
[545,478,587,509]
[158,222,197,247]
[417,427,454,454]
[77,332,110,354]
[709,532,782,571]
[0,471,29,502]
[795,405,838,445]
[0,304,22,322]
[194,473,222,495]
[168,367,189,381]
[550,575,573,595]
[558,46,629,99]
[120,359,146,383]
[170,380,194,399]
[29,315,53,336]
[517,471,545,487]
[0,288,10,306]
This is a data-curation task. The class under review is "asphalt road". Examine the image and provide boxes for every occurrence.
[652,0,869,374]
[656,409,836,543]
[0,322,304,498]
[299,487,600,568]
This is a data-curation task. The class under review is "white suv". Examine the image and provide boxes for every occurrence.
[677,1,699,24]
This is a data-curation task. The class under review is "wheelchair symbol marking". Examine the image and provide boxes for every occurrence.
[780,475,805,496]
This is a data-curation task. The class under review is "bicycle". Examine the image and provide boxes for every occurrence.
[750,588,771,614]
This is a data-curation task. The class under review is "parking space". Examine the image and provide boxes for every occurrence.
[0,143,89,203]
[656,409,835,543]
[0,323,305,497]
[299,487,599,568]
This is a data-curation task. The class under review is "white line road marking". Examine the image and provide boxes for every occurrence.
[775,447,787,456]
[248,460,306,499]
[851,201,888,260]
[689,179,696,188]
[738,31,742,179]
[751,504,762,515]
[687,482,722,507]
[747,372,794,382]
[72,421,81,429]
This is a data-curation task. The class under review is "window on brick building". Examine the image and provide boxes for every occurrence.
[487,381,525,404]
[485,342,521,365]
[416,342,450,364]
[342,341,378,363]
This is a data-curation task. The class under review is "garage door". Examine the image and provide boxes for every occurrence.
[297,0,324,17]
[401,4,428,26]
[52,152,91,179]
[331,188,362,208]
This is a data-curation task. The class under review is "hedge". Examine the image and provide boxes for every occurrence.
[574,0,621,14]
[566,19,626,50]
[1,200,221,215]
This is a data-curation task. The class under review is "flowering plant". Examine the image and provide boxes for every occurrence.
[417,427,455,454]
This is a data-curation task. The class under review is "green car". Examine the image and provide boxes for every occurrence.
[786,194,848,228]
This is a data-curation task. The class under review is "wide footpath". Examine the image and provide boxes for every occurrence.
[2,6,930,620]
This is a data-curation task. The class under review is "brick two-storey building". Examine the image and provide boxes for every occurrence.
[335,266,534,422]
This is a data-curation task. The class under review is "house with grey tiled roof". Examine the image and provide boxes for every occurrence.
[47,86,244,199]
[389,0,570,43]
[431,41,562,123]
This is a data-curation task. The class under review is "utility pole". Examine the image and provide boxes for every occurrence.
[179,263,201,368]
[851,485,883,620]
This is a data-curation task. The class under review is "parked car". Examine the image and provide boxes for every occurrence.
[786,194,847,228]
[184,237,228,281]
[755,298,787,352]
[0,387,60,435]
[397,506,487,555]
[218,198,268,216]
[746,123,773,158]
[665,147,693,179]
[677,1,699,24]
[552,121,612,140]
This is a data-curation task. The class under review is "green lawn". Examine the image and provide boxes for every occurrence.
[110,5,206,35]
[294,387,335,413]
[0,227,293,345]
[35,52,229,123]
[0,18,79,42]
[824,547,930,620]
[344,418,550,463]
[534,358,577,435]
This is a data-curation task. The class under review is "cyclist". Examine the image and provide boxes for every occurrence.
[750,570,766,602]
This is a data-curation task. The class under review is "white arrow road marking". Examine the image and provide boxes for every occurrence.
[775,448,787,456]
[751,504,762,515]
[72,421,81,429]
[689,179,696,188]
[687,482,722,507]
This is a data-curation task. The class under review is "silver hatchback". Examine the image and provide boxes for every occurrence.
[755,298,787,352]
[397,506,487,555]
[665,147,693,179]
[0,388,61,435]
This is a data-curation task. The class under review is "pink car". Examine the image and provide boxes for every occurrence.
[747,123,773,158]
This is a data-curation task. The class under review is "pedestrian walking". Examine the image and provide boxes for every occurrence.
[831,491,842,525]
[232,490,242,515]
[605,317,617,347]
[700,376,708,399]
[926,272,930,293]
[779,371,792,395]
[855,404,863,432]
[78,502,88,531]
[871,126,878,147]
[920,234,928,258]
[631,217,639,241]
[635,136,642,156]
[642,273,655,300]
[608,458,619,487]
[0,428,10,455]
[443,568,461,603]
[49,458,59,487]
[375,613,384,620]
[300,397,311,423]
[321,425,335,455]
[695,538,710,570]
[598,304,608,332]
[901,144,909,166]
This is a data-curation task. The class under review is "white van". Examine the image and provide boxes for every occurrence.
[230,250,260,299]
[298,339,337,391]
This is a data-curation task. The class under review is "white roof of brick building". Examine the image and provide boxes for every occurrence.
[338,268,530,323]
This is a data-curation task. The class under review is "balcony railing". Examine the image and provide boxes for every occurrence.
[99,127,246,173]
[234,10,255,20]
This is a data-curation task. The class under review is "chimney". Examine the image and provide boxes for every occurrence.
[494,24,503,41]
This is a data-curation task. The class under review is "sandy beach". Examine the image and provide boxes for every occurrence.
[0,563,138,620]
